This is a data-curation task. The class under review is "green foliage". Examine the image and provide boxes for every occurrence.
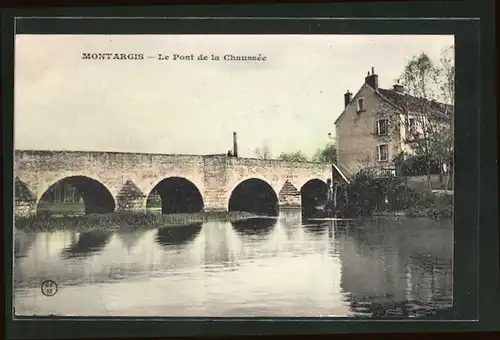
[394,47,454,185]
[278,143,337,164]
[254,145,272,159]
[337,170,452,219]
[394,153,441,176]
[406,192,453,219]
[312,143,337,164]
[278,150,308,163]
[398,53,438,99]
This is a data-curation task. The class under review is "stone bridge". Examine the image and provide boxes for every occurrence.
[14,150,337,217]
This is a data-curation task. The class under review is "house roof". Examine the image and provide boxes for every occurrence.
[334,84,453,126]
[377,88,453,121]
[332,163,352,184]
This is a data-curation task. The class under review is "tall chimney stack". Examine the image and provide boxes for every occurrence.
[344,90,352,108]
[364,66,379,91]
[233,131,238,158]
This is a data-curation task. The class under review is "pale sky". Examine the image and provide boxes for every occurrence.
[15,34,453,158]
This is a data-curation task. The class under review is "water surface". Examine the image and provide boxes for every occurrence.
[13,210,453,318]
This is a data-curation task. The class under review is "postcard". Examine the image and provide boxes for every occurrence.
[13,34,454,318]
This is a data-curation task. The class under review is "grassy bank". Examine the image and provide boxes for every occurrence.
[371,191,453,219]
[404,192,453,219]
[15,211,259,233]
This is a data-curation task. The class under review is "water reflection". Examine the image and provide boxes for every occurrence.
[279,208,303,224]
[230,217,277,237]
[336,218,453,318]
[155,223,202,248]
[115,228,148,252]
[13,212,453,318]
[61,230,112,259]
[14,230,37,259]
[302,219,329,235]
[202,222,240,269]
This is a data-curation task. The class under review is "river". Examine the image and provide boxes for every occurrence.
[13,209,453,318]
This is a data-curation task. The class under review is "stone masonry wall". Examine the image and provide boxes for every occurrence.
[14,150,331,216]
[202,155,229,212]
[14,150,205,215]
[225,157,331,209]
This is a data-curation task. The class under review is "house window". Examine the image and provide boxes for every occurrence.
[408,117,416,131]
[406,117,420,139]
[376,119,388,136]
[377,144,389,162]
[357,98,365,112]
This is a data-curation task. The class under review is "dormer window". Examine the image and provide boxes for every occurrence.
[376,119,388,136]
[356,98,365,113]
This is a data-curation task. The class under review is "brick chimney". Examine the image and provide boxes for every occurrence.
[364,66,379,91]
[233,131,238,157]
[344,90,352,108]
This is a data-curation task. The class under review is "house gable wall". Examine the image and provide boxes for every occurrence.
[335,84,402,176]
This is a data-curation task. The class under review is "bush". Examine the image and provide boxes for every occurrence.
[406,192,453,219]
[394,153,441,177]
[338,171,453,219]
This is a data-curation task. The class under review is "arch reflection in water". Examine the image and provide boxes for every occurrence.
[230,217,277,237]
[155,223,203,248]
[61,230,112,259]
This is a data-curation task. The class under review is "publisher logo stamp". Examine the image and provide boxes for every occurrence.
[41,280,58,297]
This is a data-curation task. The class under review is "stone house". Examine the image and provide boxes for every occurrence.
[334,67,453,179]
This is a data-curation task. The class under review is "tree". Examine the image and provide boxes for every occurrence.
[436,45,455,191]
[388,46,454,190]
[312,143,337,164]
[278,151,308,163]
[254,145,272,160]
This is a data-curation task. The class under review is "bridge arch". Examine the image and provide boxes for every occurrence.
[300,178,329,217]
[228,178,279,216]
[37,175,116,215]
[145,177,204,214]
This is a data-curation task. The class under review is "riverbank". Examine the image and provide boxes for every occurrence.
[404,190,453,219]
[15,211,259,233]
[372,192,453,219]
[372,211,409,217]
